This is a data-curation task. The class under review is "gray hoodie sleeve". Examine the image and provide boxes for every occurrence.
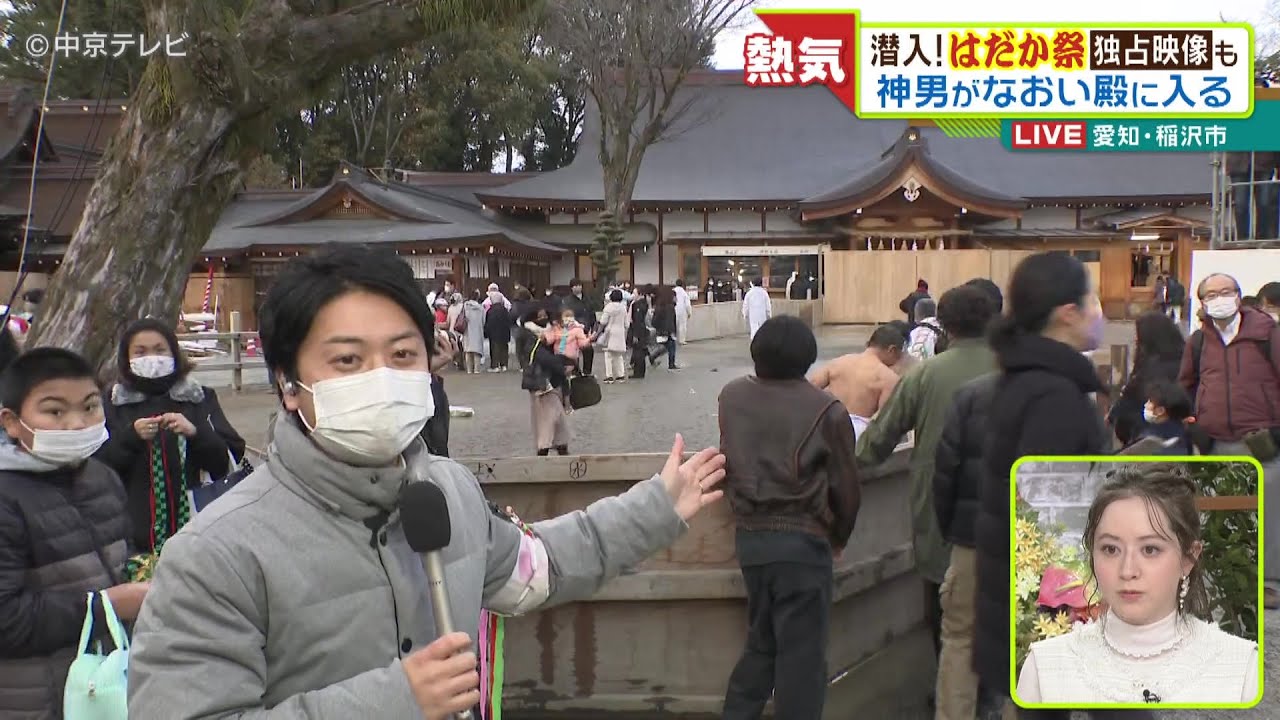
[127,532,421,719]
[481,474,687,612]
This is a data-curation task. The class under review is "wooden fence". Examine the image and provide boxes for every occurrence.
[177,311,264,391]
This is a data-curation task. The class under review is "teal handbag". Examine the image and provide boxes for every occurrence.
[63,591,129,720]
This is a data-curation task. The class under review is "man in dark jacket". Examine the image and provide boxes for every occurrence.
[0,347,150,719]
[1179,272,1280,608]
[719,316,861,720]
[899,279,930,322]
[563,278,595,375]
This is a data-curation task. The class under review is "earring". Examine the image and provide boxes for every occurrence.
[1178,574,1189,612]
[283,381,297,395]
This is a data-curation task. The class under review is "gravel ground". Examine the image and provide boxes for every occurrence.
[215,322,1141,457]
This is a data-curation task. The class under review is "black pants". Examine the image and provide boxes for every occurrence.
[490,339,509,369]
[648,336,676,368]
[924,578,942,660]
[579,344,594,375]
[722,562,832,720]
[630,344,647,378]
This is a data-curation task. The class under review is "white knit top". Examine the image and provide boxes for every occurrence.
[1016,610,1259,705]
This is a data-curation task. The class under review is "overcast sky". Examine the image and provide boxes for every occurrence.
[712,0,1278,68]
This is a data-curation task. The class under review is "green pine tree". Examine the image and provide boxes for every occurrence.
[589,210,623,289]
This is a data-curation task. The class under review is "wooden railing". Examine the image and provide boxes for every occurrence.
[177,311,264,392]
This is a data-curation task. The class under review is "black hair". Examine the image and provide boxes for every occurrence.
[964,277,1004,313]
[1241,295,1261,308]
[913,297,937,319]
[1132,311,1186,372]
[937,285,996,340]
[868,324,906,349]
[1144,379,1191,421]
[258,245,434,392]
[917,279,928,290]
[750,315,817,380]
[609,289,623,302]
[988,252,1089,352]
[1258,281,1280,306]
[118,317,193,396]
[21,288,43,305]
[0,346,98,412]
[570,278,582,287]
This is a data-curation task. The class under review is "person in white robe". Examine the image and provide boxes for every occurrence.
[742,278,772,340]
[674,279,693,344]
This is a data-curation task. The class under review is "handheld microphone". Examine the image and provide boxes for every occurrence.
[401,481,473,720]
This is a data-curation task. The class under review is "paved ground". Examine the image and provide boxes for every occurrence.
[212,322,1141,457]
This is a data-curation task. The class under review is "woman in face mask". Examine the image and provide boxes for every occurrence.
[95,318,244,555]
[971,252,1142,720]
[125,246,728,720]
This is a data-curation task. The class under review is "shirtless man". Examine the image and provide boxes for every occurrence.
[809,325,906,438]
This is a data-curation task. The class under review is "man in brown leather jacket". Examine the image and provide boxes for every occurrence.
[718,315,861,720]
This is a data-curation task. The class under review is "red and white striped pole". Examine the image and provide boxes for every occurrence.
[201,264,214,313]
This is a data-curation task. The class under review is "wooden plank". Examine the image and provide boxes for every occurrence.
[462,453,676,484]
[1196,495,1257,512]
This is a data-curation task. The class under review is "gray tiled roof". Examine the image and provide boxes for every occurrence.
[480,72,1213,204]
[205,171,563,254]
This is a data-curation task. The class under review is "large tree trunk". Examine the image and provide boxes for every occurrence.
[27,79,243,378]
[24,0,536,375]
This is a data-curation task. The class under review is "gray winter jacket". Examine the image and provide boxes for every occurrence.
[0,439,129,720]
[127,411,686,718]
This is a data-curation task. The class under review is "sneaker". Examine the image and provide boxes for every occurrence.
[604,377,615,384]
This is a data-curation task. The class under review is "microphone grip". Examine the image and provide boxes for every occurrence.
[424,551,473,720]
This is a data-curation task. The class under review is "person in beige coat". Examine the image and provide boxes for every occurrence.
[599,289,632,383]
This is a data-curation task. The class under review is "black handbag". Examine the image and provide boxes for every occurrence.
[192,456,254,511]
[521,345,549,391]
[568,375,602,409]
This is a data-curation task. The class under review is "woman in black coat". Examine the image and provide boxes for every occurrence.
[484,301,513,371]
[974,253,1141,719]
[1107,310,1184,445]
[648,286,678,370]
[628,289,652,379]
[95,318,245,555]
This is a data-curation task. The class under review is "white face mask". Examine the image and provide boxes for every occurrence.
[1142,407,1161,423]
[22,421,109,466]
[1204,296,1239,320]
[130,354,175,379]
[298,367,434,466]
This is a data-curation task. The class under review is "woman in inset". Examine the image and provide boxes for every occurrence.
[1017,463,1259,705]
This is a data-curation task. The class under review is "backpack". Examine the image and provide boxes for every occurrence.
[915,321,949,355]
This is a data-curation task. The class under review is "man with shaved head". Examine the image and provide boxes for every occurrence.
[1180,271,1280,608]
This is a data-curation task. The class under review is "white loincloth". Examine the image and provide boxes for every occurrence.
[850,414,871,438]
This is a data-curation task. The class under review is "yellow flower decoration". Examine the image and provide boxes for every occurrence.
[1033,611,1074,639]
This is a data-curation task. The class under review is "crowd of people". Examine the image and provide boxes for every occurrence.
[718,254,1277,719]
[0,243,1276,720]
